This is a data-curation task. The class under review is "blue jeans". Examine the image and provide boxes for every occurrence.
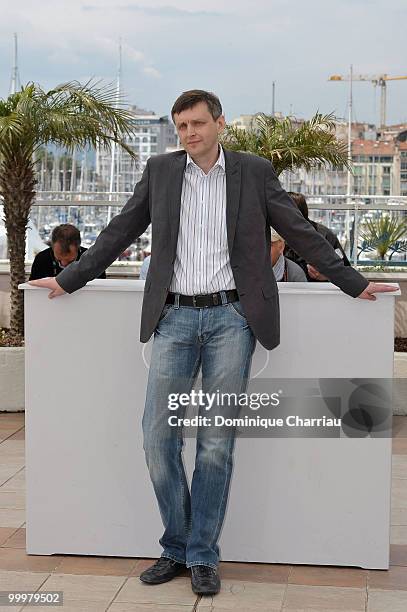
[142,293,256,569]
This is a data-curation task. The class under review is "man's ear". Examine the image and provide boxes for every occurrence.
[217,115,226,133]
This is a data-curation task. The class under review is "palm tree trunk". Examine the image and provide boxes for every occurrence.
[0,154,36,338]
[7,227,27,337]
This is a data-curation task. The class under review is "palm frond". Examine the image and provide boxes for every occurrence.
[221,112,350,175]
[0,81,138,160]
[0,79,142,339]
[359,215,407,259]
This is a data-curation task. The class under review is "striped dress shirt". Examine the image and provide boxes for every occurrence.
[169,145,236,295]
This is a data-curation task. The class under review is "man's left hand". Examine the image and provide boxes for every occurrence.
[357,282,398,301]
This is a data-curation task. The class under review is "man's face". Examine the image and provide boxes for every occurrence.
[52,242,78,268]
[173,101,225,159]
[271,239,285,266]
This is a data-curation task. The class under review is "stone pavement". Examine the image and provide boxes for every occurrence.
[0,413,406,611]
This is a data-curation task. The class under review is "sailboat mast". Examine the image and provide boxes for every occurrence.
[108,39,122,223]
[10,33,20,95]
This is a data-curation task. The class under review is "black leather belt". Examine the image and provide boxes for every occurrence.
[166,289,239,308]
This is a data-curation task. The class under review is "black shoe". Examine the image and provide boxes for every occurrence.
[139,557,186,584]
[190,565,221,595]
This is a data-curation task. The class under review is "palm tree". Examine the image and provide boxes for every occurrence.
[221,112,350,175]
[359,215,407,260]
[0,81,137,343]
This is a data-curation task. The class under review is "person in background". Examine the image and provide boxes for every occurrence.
[285,192,350,282]
[29,224,106,281]
[139,254,151,280]
[271,228,307,282]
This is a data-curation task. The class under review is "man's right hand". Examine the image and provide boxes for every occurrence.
[28,277,66,299]
[307,264,328,282]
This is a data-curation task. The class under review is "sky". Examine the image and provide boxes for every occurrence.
[0,0,406,126]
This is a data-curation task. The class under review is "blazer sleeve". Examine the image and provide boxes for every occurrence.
[56,162,151,294]
[264,164,368,298]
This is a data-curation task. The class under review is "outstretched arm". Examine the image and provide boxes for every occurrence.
[264,164,396,299]
[30,162,151,298]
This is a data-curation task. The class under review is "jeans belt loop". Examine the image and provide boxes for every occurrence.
[174,293,180,309]
[220,290,227,305]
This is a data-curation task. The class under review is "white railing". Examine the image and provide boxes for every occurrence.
[1,193,407,269]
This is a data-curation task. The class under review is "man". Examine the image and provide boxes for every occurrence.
[285,192,350,282]
[30,90,396,596]
[29,224,106,281]
[271,228,307,282]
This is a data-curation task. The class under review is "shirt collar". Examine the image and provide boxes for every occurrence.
[273,253,285,282]
[186,145,225,174]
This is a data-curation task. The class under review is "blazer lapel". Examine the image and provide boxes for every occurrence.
[168,151,186,251]
[167,148,241,257]
[224,149,242,255]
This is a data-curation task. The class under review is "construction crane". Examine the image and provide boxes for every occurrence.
[329,73,407,128]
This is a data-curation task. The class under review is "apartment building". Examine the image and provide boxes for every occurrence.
[96,106,177,192]
[229,112,407,197]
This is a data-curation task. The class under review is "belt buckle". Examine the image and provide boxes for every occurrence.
[212,293,219,306]
[193,294,207,307]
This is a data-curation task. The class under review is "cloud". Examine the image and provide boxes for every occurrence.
[92,37,160,78]
[143,66,161,78]
[0,0,406,125]
[82,4,225,17]
[93,39,161,79]
[123,45,145,64]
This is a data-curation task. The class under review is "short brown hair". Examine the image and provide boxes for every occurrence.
[171,90,223,121]
[288,192,309,220]
[51,224,81,254]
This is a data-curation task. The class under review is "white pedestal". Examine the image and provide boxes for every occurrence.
[20,280,399,569]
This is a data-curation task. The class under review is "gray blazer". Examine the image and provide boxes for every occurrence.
[56,149,368,350]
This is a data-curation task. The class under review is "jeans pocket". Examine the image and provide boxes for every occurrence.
[159,303,174,323]
[228,300,247,321]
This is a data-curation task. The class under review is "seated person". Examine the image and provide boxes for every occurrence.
[29,224,107,281]
[271,228,307,282]
[285,192,350,282]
